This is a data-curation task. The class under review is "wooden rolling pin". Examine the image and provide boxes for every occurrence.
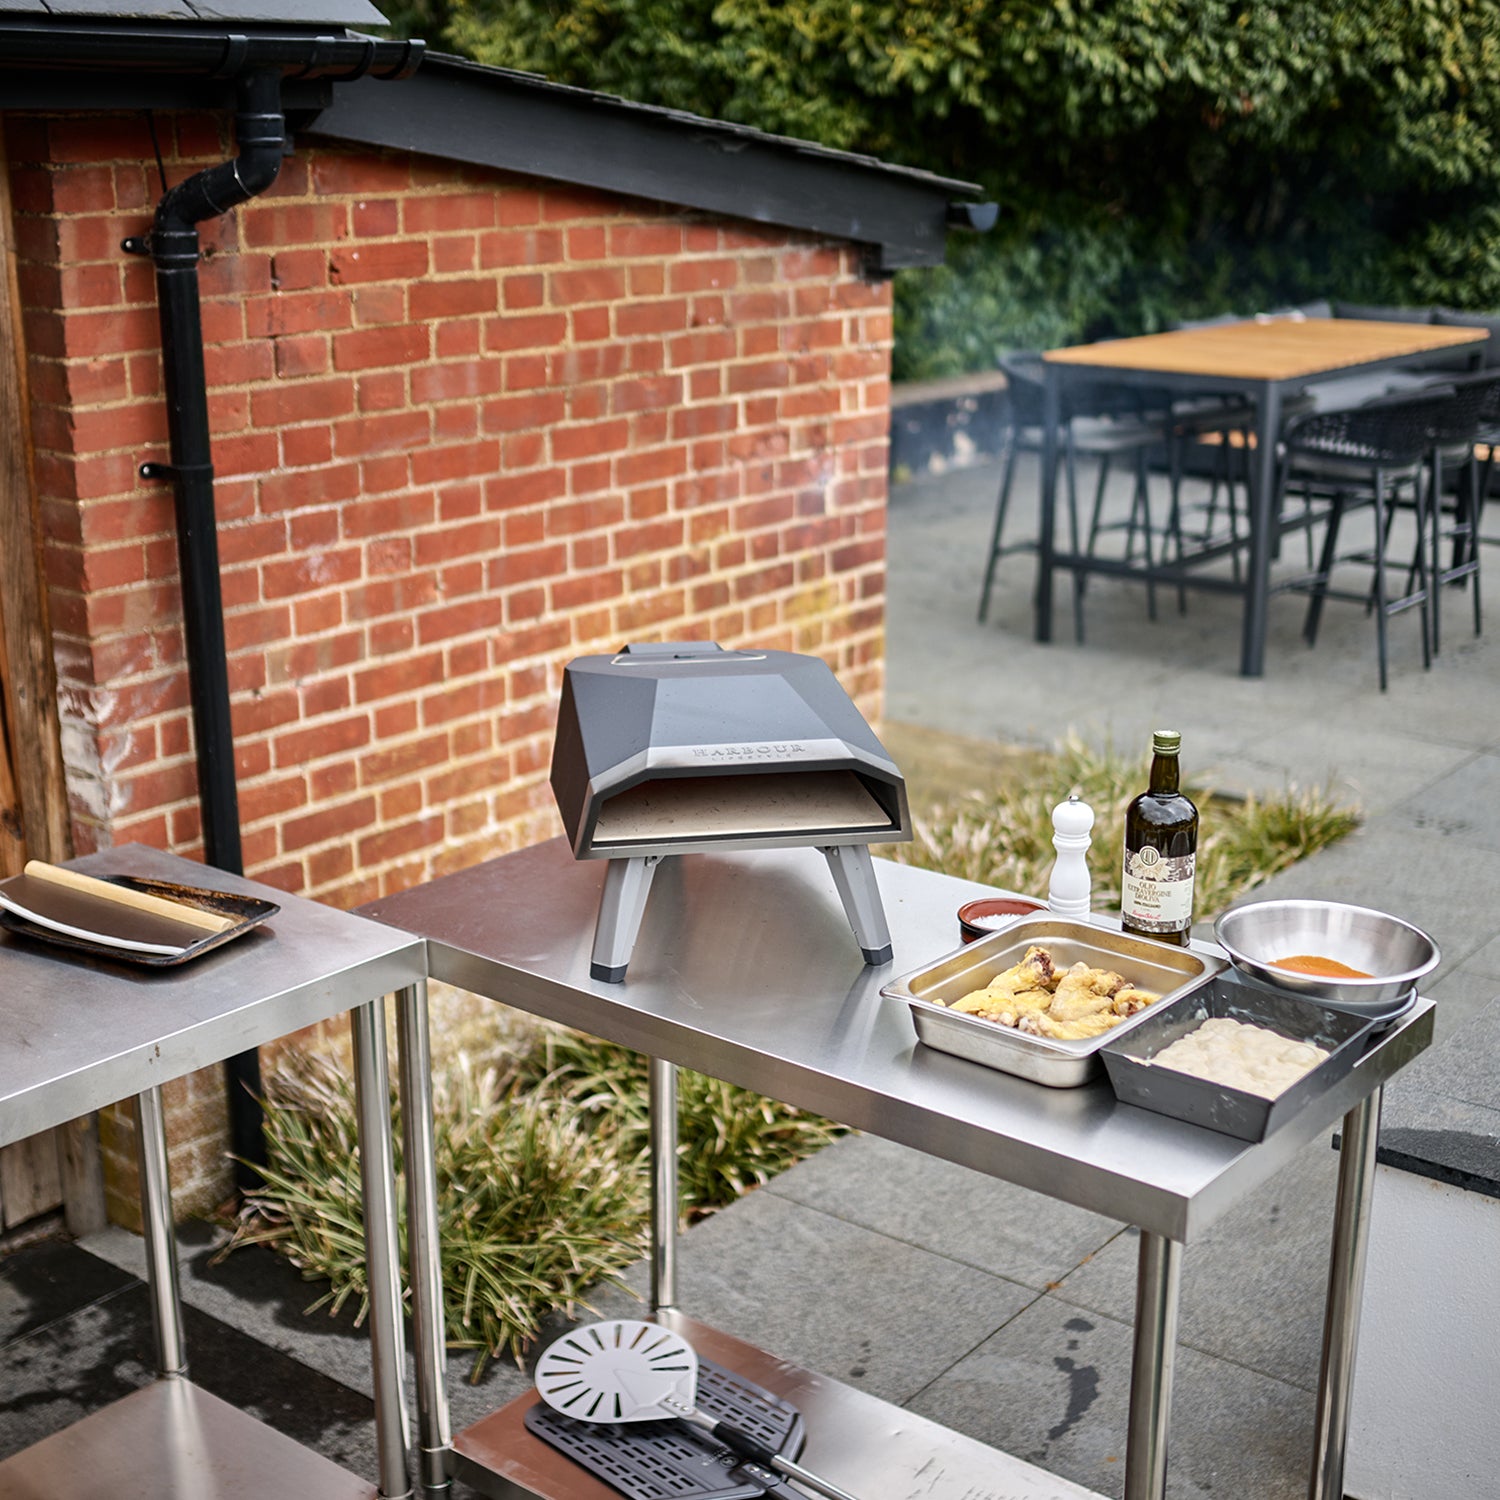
[23,860,236,934]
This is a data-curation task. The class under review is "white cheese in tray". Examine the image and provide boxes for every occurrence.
[1148,1016,1329,1099]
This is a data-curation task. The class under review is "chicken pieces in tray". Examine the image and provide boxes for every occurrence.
[944,945,1160,1041]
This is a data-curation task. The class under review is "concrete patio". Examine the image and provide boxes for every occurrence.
[2,450,1497,1498]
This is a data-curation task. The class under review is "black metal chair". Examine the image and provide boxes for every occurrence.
[1417,369,1500,650]
[977,352,1170,637]
[1275,392,1455,690]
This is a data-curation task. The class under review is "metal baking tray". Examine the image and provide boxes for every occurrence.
[1100,974,1391,1140]
[0,873,278,968]
[881,914,1226,1087]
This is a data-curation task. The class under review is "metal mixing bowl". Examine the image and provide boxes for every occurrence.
[1214,899,1439,1008]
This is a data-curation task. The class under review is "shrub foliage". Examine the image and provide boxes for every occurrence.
[381,0,1500,375]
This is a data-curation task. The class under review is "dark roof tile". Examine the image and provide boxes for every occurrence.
[0,0,388,23]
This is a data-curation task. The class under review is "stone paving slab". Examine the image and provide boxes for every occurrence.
[1204,725,1476,816]
[634,1185,1038,1408]
[1053,1137,1337,1391]
[1386,995,1500,1124]
[1408,962,1500,1048]
[1237,821,1500,987]
[908,1293,1318,1500]
[1384,751,1500,853]
[762,1133,1125,1290]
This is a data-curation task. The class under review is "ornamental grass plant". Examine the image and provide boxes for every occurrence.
[883,734,1360,918]
[228,734,1357,1372]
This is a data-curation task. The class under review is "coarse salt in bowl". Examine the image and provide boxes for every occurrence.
[957,896,1048,943]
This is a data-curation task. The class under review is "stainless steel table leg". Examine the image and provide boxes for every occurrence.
[1125,1229,1181,1500]
[352,997,414,1500]
[649,1056,678,1313]
[134,1085,186,1377]
[1309,1087,1383,1500]
[397,979,452,1499]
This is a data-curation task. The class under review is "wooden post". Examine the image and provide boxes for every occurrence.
[0,125,70,867]
[0,119,108,1239]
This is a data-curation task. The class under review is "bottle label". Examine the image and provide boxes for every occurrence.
[1121,847,1195,931]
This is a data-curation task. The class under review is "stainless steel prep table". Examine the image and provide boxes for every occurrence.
[0,844,427,1500]
[362,837,1433,1500]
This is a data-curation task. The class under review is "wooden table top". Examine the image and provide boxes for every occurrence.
[1044,317,1486,382]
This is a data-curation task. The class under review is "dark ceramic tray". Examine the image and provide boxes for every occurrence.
[0,872,278,967]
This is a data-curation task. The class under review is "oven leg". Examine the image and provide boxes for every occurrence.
[1125,1229,1181,1500]
[819,844,892,964]
[135,1085,186,1378]
[398,980,453,1499]
[1308,1087,1383,1500]
[592,854,663,982]
[649,1056,679,1313]
[351,997,414,1500]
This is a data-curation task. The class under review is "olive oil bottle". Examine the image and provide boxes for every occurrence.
[1120,729,1198,946]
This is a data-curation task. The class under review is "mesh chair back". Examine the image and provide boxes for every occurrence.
[1446,368,1500,440]
[1282,391,1457,469]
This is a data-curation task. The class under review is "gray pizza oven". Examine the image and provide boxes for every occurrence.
[551,642,912,980]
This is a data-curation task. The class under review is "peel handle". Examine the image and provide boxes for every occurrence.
[682,1411,863,1500]
[766,1451,863,1500]
[23,860,235,933]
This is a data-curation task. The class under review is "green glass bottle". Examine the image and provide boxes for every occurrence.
[1120,729,1198,947]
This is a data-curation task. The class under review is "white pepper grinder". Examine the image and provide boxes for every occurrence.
[1047,793,1094,918]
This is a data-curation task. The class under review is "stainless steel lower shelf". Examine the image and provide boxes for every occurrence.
[0,1378,377,1500]
[449,1312,1102,1500]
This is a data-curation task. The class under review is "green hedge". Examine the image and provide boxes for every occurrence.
[385,1,1500,377]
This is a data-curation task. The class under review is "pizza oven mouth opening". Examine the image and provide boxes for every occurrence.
[550,643,912,981]
[585,765,905,856]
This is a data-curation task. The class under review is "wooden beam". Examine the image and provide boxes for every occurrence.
[0,120,106,1240]
[0,117,71,873]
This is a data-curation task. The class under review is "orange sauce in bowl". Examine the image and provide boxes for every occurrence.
[1273,954,1373,980]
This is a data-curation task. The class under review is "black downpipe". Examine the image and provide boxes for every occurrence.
[140,67,287,1181]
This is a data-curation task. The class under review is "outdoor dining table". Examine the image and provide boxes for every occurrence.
[1035,317,1488,676]
[361,840,1435,1500]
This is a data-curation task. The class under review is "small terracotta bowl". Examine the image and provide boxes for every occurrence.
[957,895,1048,943]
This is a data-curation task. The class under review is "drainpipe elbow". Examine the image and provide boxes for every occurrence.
[153,66,285,235]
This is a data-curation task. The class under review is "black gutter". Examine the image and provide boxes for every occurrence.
[0,22,422,81]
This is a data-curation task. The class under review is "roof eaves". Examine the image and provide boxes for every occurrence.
[310,50,982,273]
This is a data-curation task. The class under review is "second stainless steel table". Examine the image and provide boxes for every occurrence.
[363,838,1432,1500]
[0,844,427,1500]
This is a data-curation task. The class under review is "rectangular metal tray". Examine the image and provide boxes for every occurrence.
[1100,974,1386,1140]
[881,914,1226,1087]
[0,873,278,968]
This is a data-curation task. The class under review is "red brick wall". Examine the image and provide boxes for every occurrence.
[3,108,894,1217]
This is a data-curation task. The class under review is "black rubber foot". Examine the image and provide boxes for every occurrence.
[591,961,629,982]
[861,944,893,966]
